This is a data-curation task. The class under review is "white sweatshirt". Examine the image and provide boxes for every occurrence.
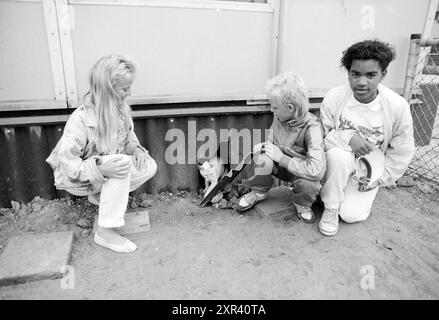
[320,84,416,186]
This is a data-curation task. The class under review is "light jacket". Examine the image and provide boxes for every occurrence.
[271,110,326,181]
[46,104,147,192]
[320,83,415,186]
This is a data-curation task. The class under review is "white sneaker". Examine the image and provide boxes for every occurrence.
[88,193,100,206]
[294,203,315,223]
[319,208,339,236]
[236,191,268,212]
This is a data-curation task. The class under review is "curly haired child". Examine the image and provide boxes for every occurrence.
[318,40,415,236]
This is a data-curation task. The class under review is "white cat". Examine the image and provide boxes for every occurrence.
[198,157,225,196]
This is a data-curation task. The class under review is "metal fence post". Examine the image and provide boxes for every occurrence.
[403,34,422,102]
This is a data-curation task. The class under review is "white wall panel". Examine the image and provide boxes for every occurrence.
[0,0,56,102]
[70,3,274,104]
[277,0,430,96]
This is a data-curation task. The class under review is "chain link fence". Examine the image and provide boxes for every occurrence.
[404,35,439,183]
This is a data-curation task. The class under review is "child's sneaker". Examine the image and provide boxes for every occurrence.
[318,208,339,236]
[294,202,315,223]
[88,193,100,206]
[235,191,268,212]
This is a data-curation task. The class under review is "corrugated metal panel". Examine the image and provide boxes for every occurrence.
[0,113,272,208]
[0,124,65,207]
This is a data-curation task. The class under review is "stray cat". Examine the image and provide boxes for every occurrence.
[198,157,226,196]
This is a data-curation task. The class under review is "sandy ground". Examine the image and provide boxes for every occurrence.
[0,180,438,300]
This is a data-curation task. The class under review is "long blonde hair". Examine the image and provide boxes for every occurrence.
[84,54,136,154]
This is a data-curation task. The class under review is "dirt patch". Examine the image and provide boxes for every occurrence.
[0,180,439,299]
[0,196,97,254]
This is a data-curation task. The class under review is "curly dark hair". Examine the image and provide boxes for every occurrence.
[341,39,396,71]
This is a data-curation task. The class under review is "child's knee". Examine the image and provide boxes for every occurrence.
[139,156,157,180]
[339,207,370,223]
[254,153,274,175]
[325,148,355,175]
[129,156,157,191]
[326,148,352,164]
[292,179,321,196]
[147,156,158,178]
[101,154,131,165]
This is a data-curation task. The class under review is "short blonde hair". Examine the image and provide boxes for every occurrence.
[266,72,309,112]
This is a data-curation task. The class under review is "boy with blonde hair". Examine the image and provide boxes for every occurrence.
[236,72,326,223]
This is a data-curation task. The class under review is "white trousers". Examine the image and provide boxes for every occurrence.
[68,154,157,228]
[320,148,380,223]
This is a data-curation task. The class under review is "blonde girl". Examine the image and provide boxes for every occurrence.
[47,55,157,253]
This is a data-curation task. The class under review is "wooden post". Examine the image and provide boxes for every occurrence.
[42,0,67,102]
[411,0,439,96]
[422,0,439,39]
[55,0,78,108]
[403,34,422,102]
[269,0,281,78]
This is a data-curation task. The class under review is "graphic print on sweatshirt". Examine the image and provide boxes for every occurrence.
[338,94,385,148]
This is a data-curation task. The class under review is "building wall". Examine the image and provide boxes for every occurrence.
[1,0,431,109]
[70,2,274,105]
[277,0,430,95]
[0,1,56,101]
[0,0,434,207]
[0,0,276,110]
[0,111,273,208]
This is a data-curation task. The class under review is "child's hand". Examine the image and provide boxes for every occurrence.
[263,142,283,162]
[133,147,147,171]
[97,155,131,179]
[358,178,382,192]
[349,134,375,157]
[253,142,265,154]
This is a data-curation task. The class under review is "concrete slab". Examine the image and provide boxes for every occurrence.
[0,231,74,287]
[254,186,295,220]
[93,208,150,236]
